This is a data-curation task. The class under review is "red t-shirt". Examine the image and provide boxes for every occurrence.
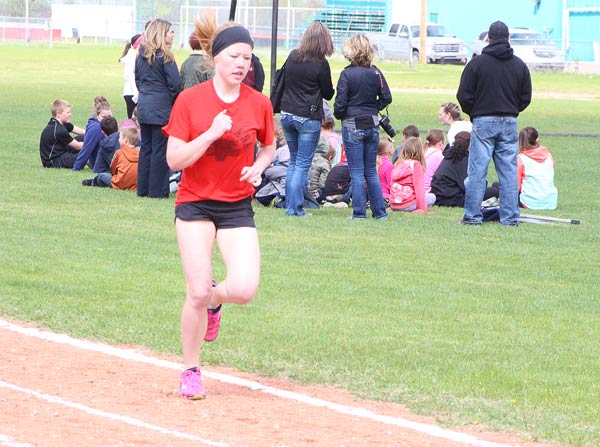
[163,80,274,205]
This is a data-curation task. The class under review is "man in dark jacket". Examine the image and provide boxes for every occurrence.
[457,21,532,226]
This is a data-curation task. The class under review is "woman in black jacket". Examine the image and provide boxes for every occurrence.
[334,34,392,220]
[279,21,334,217]
[135,18,181,198]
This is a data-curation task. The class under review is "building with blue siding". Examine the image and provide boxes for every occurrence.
[323,0,600,61]
[414,0,600,61]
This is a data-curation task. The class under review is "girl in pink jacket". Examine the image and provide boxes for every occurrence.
[390,137,436,212]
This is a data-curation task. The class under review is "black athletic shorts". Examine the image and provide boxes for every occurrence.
[175,197,255,229]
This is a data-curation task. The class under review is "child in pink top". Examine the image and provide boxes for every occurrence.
[390,137,436,212]
[423,129,445,193]
[377,137,394,205]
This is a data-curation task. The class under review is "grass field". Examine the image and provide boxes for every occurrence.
[1,43,599,446]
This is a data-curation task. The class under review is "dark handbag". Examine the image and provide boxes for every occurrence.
[270,59,287,113]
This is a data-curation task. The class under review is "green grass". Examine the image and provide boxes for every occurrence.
[1,43,600,446]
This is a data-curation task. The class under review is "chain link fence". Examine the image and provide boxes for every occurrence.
[2,4,327,49]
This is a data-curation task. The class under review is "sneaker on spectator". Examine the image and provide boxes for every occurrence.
[481,196,500,208]
[82,179,94,186]
[179,368,206,400]
[332,201,348,208]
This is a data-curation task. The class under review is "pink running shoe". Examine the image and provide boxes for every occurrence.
[204,306,222,342]
[179,369,206,400]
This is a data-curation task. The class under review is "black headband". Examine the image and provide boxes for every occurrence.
[212,26,254,57]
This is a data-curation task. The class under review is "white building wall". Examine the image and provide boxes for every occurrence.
[390,0,421,24]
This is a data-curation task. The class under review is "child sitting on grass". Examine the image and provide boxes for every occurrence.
[390,136,435,213]
[391,124,419,164]
[92,116,120,174]
[308,136,336,203]
[322,160,351,208]
[82,126,140,190]
[423,129,445,194]
[377,137,394,208]
[39,99,85,168]
[518,127,557,210]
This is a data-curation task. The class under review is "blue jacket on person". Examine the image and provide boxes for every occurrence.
[333,64,392,120]
[93,132,121,173]
[135,48,181,126]
[73,116,103,171]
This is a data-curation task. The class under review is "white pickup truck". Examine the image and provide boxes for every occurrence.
[367,23,468,65]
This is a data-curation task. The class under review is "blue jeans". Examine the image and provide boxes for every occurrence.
[342,126,387,219]
[281,114,321,216]
[463,116,519,225]
[95,172,112,187]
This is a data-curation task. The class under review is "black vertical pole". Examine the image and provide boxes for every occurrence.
[229,0,238,21]
[270,0,280,91]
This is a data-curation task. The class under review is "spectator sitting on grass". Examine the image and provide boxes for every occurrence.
[517,126,557,210]
[390,136,435,213]
[423,129,445,194]
[321,116,343,166]
[391,124,419,164]
[92,116,120,174]
[377,137,394,207]
[321,160,351,207]
[73,96,113,171]
[120,105,140,132]
[82,126,140,190]
[39,99,85,169]
[308,136,336,203]
[431,131,471,207]
[438,101,472,146]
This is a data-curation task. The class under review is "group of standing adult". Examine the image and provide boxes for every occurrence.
[278,22,393,220]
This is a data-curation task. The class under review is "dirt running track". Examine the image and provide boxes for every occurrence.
[0,319,555,447]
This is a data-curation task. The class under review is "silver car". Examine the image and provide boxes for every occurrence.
[410,24,468,65]
[367,23,468,64]
[471,27,565,70]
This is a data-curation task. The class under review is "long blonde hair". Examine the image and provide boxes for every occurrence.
[397,136,426,170]
[141,18,175,65]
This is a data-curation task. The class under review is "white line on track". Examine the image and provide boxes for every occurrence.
[0,380,228,447]
[0,319,520,447]
[0,434,35,447]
